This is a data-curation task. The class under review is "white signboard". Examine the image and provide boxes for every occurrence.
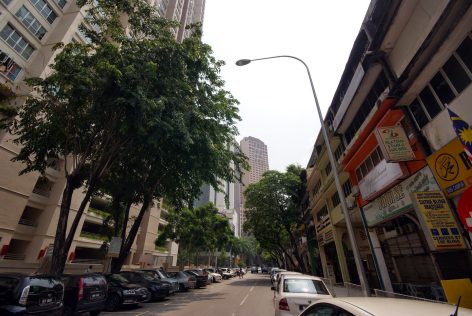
[359,160,405,201]
[363,167,440,227]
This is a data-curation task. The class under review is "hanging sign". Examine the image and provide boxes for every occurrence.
[412,191,466,251]
[375,125,416,162]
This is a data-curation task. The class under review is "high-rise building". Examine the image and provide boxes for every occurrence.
[194,142,240,237]
[239,136,269,236]
[0,0,205,271]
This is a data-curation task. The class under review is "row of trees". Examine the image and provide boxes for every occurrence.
[1,0,247,275]
[243,165,310,273]
[156,203,258,267]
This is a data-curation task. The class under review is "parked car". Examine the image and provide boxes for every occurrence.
[204,269,222,283]
[140,269,180,294]
[273,274,332,316]
[119,271,171,301]
[62,273,107,316]
[0,273,64,316]
[184,270,208,288]
[270,268,287,285]
[274,271,301,287]
[299,297,472,316]
[218,268,235,279]
[103,274,150,312]
[167,271,196,291]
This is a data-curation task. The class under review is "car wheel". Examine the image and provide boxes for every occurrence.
[89,311,101,316]
[63,306,74,316]
[105,294,121,312]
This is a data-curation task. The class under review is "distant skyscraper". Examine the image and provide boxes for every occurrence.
[194,142,240,237]
[239,137,269,236]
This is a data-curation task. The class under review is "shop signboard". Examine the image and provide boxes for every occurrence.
[363,166,439,227]
[412,191,466,251]
[317,225,334,247]
[375,125,416,162]
[427,138,472,198]
[359,159,406,201]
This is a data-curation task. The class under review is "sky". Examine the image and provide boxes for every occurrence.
[202,0,371,172]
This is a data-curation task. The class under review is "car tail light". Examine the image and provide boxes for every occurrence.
[19,285,30,306]
[78,277,84,300]
[279,298,290,311]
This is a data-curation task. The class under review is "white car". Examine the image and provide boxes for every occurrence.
[273,274,332,316]
[298,297,472,316]
[275,271,302,286]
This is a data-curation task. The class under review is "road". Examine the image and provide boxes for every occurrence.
[102,273,275,316]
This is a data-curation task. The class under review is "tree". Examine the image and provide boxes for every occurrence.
[244,164,308,272]
[156,203,234,268]
[3,0,246,275]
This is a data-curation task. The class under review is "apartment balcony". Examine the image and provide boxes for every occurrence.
[3,253,26,261]
[16,218,38,235]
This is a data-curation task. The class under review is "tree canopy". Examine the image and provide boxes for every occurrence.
[243,164,308,271]
[3,0,246,274]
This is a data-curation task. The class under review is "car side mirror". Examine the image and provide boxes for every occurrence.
[271,286,276,291]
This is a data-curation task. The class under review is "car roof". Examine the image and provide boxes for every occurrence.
[280,274,323,281]
[309,298,472,316]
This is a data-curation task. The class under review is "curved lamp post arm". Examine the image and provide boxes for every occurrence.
[236,55,370,296]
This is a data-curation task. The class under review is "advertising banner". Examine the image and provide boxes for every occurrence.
[363,167,439,227]
[412,191,466,251]
[427,138,472,197]
[358,159,406,201]
[375,125,416,162]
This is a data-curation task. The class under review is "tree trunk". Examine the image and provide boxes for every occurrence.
[60,180,97,270]
[49,179,76,276]
[120,199,132,249]
[285,224,307,273]
[110,193,152,273]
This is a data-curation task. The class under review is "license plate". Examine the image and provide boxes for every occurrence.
[299,305,307,311]
[90,292,103,300]
[39,297,54,306]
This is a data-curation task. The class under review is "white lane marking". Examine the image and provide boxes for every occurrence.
[240,293,249,306]
[249,286,254,292]
[135,312,149,316]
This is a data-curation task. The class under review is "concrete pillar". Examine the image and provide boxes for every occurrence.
[368,229,393,292]
[334,227,351,283]
[319,244,329,279]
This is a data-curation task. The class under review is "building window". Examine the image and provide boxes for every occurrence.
[334,142,345,161]
[331,192,340,208]
[345,72,389,145]
[342,179,352,197]
[55,0,67,8]
[0,24,35,59]
[16,6,47,40]
[1,0,12,5]
[324,163,332,177]
[0,51,22,80]
[29,0,57,24]
[355,147,384,182]
[409,35,472,129]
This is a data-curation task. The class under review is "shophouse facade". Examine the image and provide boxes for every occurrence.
[305,0,472,296]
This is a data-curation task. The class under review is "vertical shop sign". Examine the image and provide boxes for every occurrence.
[412,191,466,251]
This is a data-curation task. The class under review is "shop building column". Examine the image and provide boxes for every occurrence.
[368,228,393,292]
[334,227,351,284]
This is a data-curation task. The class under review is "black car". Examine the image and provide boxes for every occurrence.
[184,270,207,288]
[62,273,107,316]
[104,274,150,312]
[0,273,64,316]
[119,271,171,301]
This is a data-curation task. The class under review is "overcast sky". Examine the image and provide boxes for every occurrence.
[202,0,371,172]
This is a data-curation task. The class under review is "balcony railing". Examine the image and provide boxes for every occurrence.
[18,218,37,227]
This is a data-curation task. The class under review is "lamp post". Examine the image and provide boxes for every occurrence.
[236,55,370,296]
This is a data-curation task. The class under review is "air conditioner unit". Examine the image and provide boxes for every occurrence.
[346,196,356,210]
[351,185,360,197]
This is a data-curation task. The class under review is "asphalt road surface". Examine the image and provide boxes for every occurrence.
[101,272,275,316]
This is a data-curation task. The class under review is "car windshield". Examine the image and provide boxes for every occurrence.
[141,271,159,281]
[107,274,129,284]
[283,279,330,295]
[157,270,169,278]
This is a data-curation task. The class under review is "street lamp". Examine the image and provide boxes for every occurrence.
[236,55,370,296]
